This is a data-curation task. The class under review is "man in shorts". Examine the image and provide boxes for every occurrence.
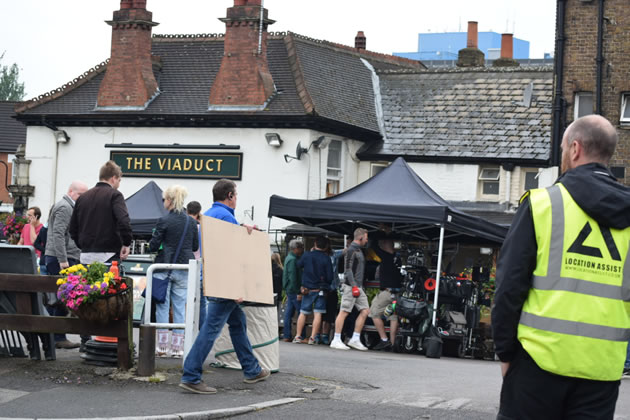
[369,237,402,351]
[294,236,334,345]
[330,228,369,351]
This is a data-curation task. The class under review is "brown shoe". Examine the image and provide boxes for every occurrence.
[179,381,217,394]
[281,338,292,342]
[244,368,270,384]
[55,340,80,349]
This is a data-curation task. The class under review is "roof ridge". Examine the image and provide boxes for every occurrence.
[287,31,425,70]
[284,34,315,114]
[378,66,553,75]
[152,33,225,40]
[16,59,109,113]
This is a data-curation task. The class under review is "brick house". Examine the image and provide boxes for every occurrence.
[553,0,629,183]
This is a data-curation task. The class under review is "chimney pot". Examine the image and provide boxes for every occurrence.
[120,0,132,9]
[500,33,514,59]
[466,21,478,48]
[355,31,366,50]
[132,0,147,9]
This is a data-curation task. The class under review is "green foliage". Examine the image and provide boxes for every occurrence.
[85,262,109,284]
[0,53,26,101]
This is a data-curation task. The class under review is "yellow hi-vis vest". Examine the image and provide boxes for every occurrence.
[518,183,630,381]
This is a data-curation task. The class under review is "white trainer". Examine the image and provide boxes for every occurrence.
[329,339,350,350]
[347,338,367,351]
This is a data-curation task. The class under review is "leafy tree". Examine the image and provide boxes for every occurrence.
[0,52,26,101]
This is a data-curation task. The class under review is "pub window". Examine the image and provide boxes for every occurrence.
[620,93,630,123]
[574,92,593,120]
[479,167,500,196]
[326,140,343,197]
[523,170,539,192]
[371,163,388,177]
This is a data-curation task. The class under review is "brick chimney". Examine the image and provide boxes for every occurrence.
[355,31,366,50]
[97,0,160,110]
[493,33,519,67]
[208,0,276,111]
[457,21,485,67]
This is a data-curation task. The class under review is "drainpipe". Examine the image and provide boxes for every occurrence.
[502,163,515,211]
[551,0,567,167]
[596,0,605,115]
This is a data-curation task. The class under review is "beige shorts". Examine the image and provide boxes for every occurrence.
[339,284,369,313]
[369,289,398,321]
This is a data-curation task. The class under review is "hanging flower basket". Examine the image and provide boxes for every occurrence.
[70,286,131,324]
[57,263,131,324]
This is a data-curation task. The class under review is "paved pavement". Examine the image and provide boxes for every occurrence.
[1,335,629,419]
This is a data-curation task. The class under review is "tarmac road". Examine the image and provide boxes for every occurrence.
[0,336,628,419]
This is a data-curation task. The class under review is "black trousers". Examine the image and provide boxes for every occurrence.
[498,348,620,420]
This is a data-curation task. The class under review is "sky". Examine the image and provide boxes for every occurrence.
[0,0,557,100]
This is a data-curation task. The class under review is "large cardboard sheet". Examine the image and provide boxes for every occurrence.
[200,215,274,304]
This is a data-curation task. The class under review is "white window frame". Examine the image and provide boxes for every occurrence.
[574,92,593,120]
[370,162,388,177]
[326,140,343,197]
[620,93,630,124]
[521,169,540,194]
[478,167,501,200]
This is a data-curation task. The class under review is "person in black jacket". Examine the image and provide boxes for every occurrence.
[492,115,630,419]
[150,185,199,358]
[69,160,132,264]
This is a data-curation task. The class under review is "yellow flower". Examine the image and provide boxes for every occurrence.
[60,268,68,275]
[56,278,66,285]
[95,282,101,288]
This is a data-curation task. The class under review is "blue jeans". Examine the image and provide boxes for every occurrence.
[182,298,261,384]
[625,341,630,369]
[156,269,188,335]
[45,256,83,342]
[283,293,301,339]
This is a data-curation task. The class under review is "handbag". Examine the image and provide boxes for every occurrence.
[144,216,190,304]
[395,296,429,322]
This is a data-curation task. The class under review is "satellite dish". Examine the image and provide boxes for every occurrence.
[295,142,308,160]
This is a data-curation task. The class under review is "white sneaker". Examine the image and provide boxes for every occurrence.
[330,339,350,350]
[347,338,367,351]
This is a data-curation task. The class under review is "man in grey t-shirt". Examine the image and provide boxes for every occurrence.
[330,228,369,351]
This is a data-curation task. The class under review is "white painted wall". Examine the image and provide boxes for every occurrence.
[25,126,339,232]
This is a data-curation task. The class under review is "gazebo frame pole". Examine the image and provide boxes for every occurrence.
[431,225,445,326]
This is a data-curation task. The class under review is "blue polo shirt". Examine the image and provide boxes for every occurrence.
[204,202,238,225]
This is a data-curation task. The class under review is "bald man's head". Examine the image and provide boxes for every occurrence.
[67,181,88,201]
[561,115,617,173]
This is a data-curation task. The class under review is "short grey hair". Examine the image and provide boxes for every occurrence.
[288,239,304,251]
[565,114,618,164]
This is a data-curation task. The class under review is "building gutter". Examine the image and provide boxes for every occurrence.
[551,0,567,166]
[596,0,605,115]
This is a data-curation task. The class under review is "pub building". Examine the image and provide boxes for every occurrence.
[14,0,424,244]
[15,0,556,252]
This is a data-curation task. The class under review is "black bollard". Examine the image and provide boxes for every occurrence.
[137,324,156,377]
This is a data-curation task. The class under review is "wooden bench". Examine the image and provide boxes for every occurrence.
[0,273,133,370]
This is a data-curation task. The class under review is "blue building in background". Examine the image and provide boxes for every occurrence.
[395,31,529,61]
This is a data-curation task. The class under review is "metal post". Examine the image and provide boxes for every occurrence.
[431,225,446,326]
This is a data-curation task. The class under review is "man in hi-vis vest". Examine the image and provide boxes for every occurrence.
[492,114,630,419]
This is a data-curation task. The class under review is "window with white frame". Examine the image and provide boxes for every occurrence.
[326,140,342,197]
[371,163,388,177]
[522,169,539,193]
[574,92,593,120]
[620,93,630,123]
[478,167,500,197]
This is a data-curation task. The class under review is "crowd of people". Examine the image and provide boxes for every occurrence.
[4,114,630,413]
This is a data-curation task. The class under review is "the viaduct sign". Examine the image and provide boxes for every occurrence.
[110,152,243,180]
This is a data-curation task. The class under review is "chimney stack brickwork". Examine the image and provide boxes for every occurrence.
[208,0,276,109]
[355,31,366,50]
[457,21,485,67]
[97,0,159,109]
[493,33,519,67]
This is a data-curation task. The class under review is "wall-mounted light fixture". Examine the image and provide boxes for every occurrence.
[54,130,70,143]
[265,133,283,147]
[311,135,331,149]
[284,142,308,163]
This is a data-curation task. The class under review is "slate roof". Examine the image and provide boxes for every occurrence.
[360,67,553,164]
[16,33,423,140]
[0,102,26,153]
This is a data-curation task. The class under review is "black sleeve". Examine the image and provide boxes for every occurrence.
[491,197,538,363]
[33,227,47,253]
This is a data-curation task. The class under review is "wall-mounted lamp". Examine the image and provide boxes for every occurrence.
[265,133,283,147]
[54,130,70,143]
[311,135,331,149]
[284,142,309,163]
